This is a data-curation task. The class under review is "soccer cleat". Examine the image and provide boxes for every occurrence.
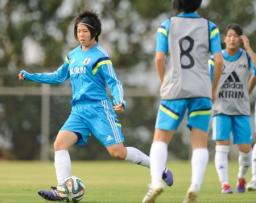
[162,168,173,186]
[221,183,233,194]
[246,180,256,191]
[142,184,163,203]
[183,186,198,203]
[38,186,68,201]
[237,178,246,193]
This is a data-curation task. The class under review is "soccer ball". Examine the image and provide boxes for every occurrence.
[64,176,85,202]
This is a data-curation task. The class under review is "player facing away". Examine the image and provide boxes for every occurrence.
[211,23,256,194]
[142,0,223,203]
[18,11,173,201]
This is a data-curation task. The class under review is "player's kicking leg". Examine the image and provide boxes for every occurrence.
[38,186,68,201]
[107,143,174,187]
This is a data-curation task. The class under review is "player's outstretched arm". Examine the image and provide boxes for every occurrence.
[212,53,223,101]
[17,64,69,84]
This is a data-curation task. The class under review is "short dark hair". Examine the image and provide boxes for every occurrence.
[224,23,243,36]
[74,11,101,41]
[173,0,202,13]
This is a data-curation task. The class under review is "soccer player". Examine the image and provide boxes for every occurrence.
[211,23,256,194]
[142,0,223,203]
[18,11,173,201]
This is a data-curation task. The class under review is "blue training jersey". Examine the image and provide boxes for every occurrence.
[156,12,222,55]
[21,44,125,106]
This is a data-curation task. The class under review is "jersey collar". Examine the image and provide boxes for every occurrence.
[177,12,200,18]
[222,49,243,62]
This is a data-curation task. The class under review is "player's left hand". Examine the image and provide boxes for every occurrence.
[113,103,124,113]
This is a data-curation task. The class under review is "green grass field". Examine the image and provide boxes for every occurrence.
[0,161,255,203]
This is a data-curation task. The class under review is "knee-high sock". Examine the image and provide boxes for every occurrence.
[54,150,71,185]
[191,148,209,191]
[252,144,256,181]
[150,141,168,187]
[215,145,229,185]
[125,146,150,167]
[238,150,251,179]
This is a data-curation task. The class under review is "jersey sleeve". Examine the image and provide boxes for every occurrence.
[93,57,126,107]
[155,19,170,54]
[21,56,70,84]
[209,21,222,55]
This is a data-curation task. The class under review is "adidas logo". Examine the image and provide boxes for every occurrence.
[221,71,242,89]
[225,71,240,83]
[219,71,244,99]
[106,135,113,142]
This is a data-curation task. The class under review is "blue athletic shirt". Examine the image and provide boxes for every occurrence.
[21,44,125,107]
[156,12,222,55]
